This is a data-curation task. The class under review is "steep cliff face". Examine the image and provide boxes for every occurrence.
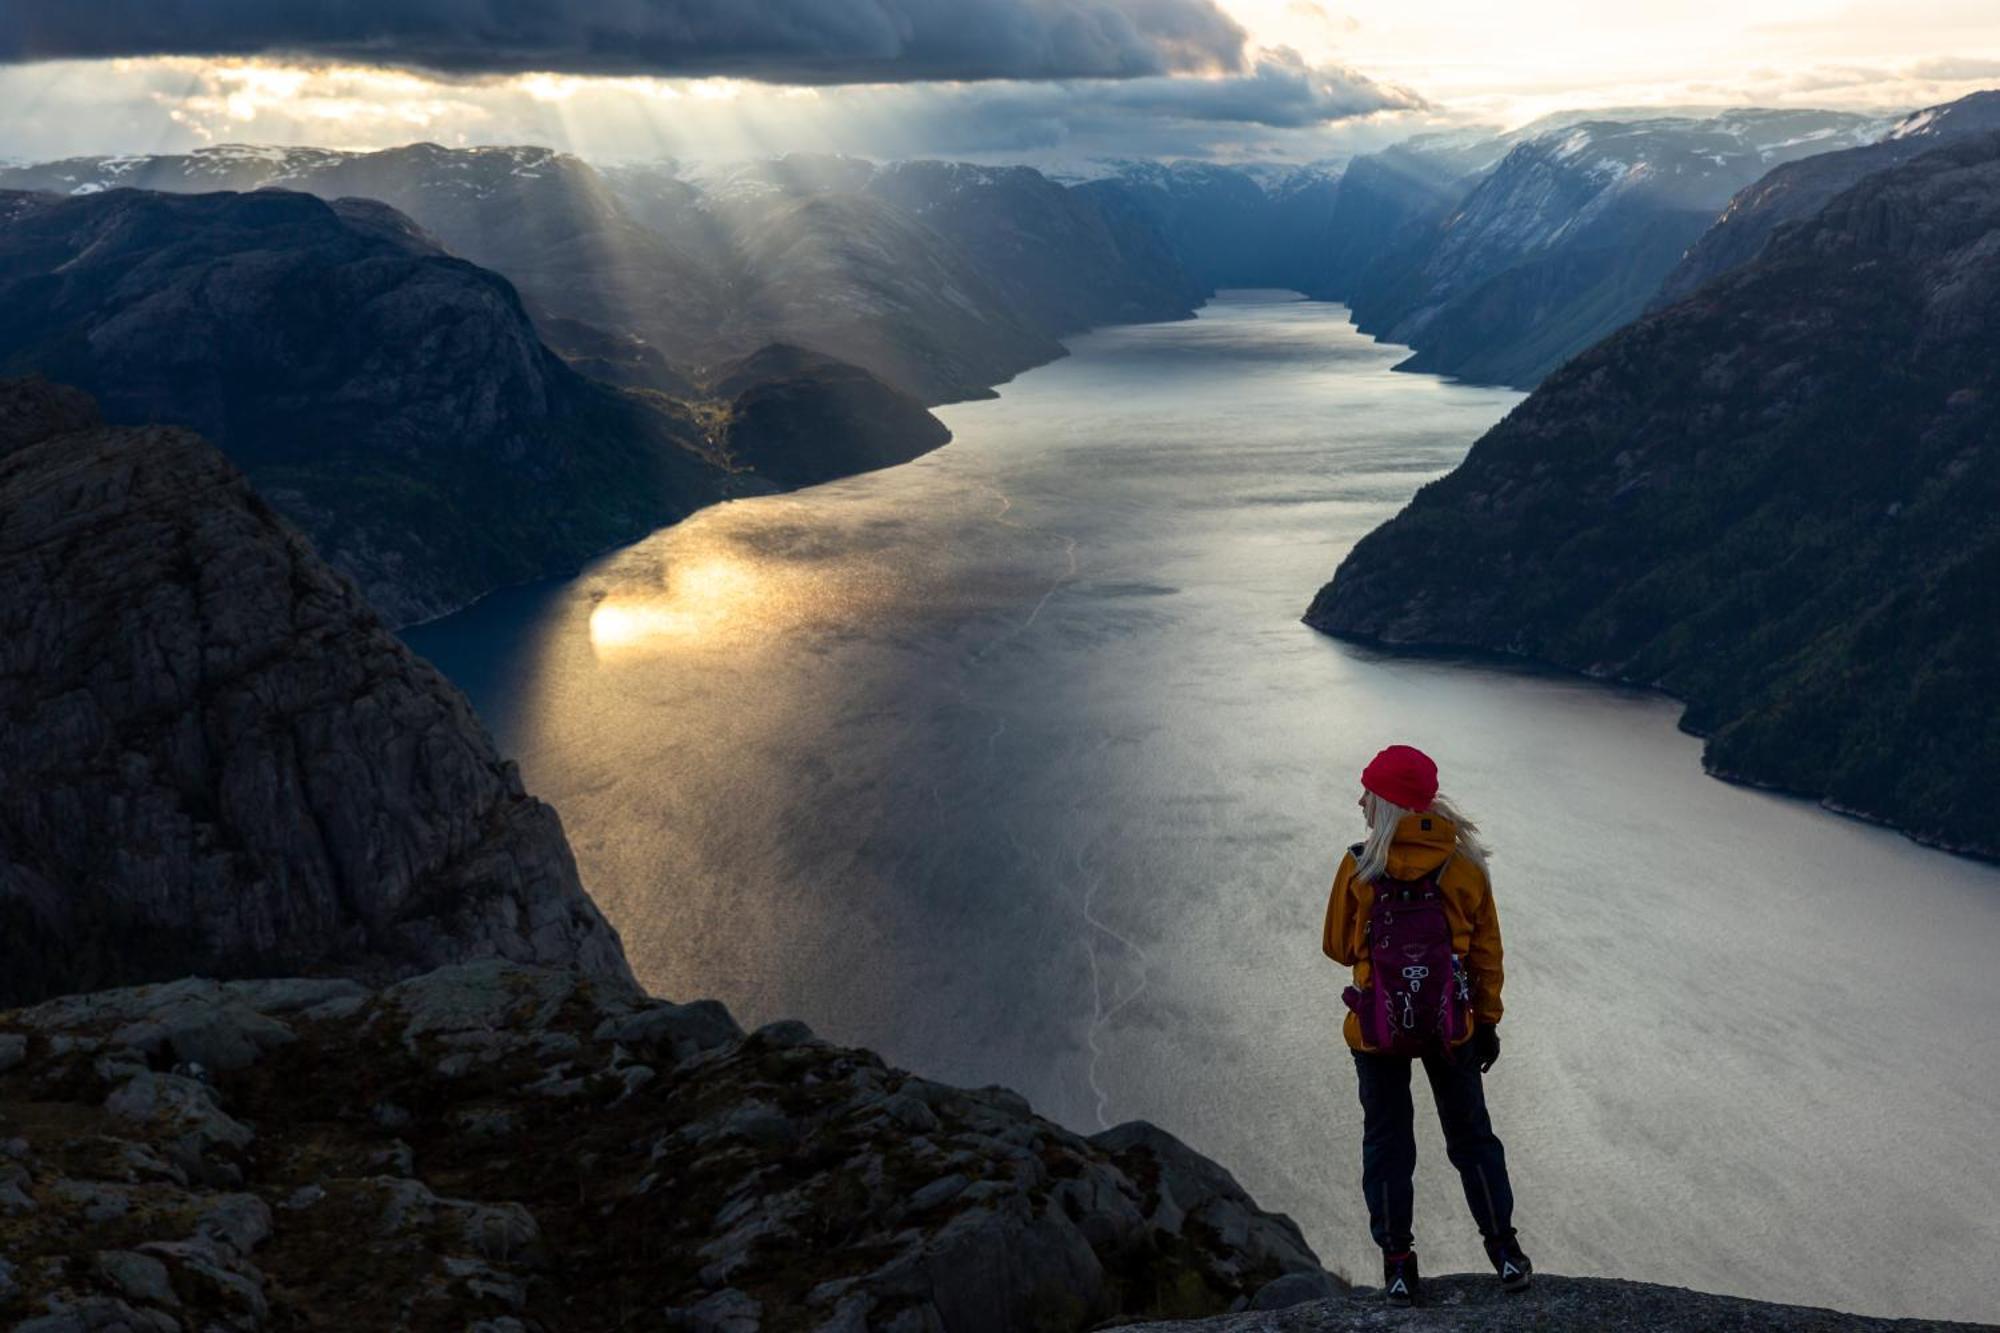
[0,961,1338,1329]
[0,379,634,1006]
[0,186,731,625]
[1340,110,1881,387]
[1656,90,2000,307]
[1308,134,2000,859]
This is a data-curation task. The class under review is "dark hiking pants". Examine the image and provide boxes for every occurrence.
[1353,1042,1515,1252]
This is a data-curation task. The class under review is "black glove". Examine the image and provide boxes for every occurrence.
[1470,1024,1500,1073]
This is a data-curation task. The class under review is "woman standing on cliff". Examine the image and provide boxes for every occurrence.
[1323,744,1533,1305]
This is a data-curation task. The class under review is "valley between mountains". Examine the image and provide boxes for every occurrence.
[3,81,1999,1333]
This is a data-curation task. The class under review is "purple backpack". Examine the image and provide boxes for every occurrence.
[1342,860,1473,1056]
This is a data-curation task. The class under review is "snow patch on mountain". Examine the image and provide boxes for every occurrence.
[1889,107,1941,139]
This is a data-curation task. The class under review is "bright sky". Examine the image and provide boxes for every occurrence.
[1,1,1996,164]
[1228,0,2000,120]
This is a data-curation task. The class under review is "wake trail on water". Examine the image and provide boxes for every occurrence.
[1073,838,1152,1131]
[958,474,1149,1130]
[924,475,1077,821]
[965,480,1079,663]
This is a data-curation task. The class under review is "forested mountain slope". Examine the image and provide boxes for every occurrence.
[1310,133,2000,858]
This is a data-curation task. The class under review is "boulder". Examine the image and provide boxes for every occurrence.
[104,1073,254,1154]
[92,1252,176,1309]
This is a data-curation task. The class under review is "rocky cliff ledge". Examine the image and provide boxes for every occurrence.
[1123,1275,1990,1332]
[0,960,1336,1331]
[0,379,631,1004]
[4,963,1977,1333]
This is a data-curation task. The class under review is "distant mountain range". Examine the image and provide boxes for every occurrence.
[0,106,1949,409]
[0,146,1206,405]
[605,154,1210,399]
[1326,109,1888,387]
[1309,128,2000,860]
[866,160,1206,344]
[1072,160,1343,294]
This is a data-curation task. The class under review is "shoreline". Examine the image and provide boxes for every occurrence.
[1307,623,2000,869]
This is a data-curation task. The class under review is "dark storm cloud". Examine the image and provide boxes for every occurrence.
[1086,47,1419,126]
[0,0,1249,83]
[845,48,1422,155]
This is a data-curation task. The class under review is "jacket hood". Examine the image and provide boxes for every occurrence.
[1382,811,1458,880]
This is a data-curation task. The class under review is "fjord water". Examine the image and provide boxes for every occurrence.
[409,293,2000,1320]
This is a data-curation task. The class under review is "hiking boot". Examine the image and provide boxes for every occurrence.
[1485,1231,1533,1292]
[1382,1249,1420,1305]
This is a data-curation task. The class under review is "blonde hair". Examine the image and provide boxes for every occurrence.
[1354,789,1491,885]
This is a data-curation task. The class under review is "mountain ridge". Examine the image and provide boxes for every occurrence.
[0,144,1208,406]
[1655,90,2000,306]
[1307,131,2000,861]
[0,116,1910,408]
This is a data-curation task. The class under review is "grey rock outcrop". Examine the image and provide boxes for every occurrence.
[0,960,1337,1330]
[0,378,633,1004]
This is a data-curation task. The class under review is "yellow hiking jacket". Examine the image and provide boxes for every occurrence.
[1322,811,1504,1052]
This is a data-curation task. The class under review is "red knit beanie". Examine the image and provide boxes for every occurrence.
[1361,745,1438,813]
